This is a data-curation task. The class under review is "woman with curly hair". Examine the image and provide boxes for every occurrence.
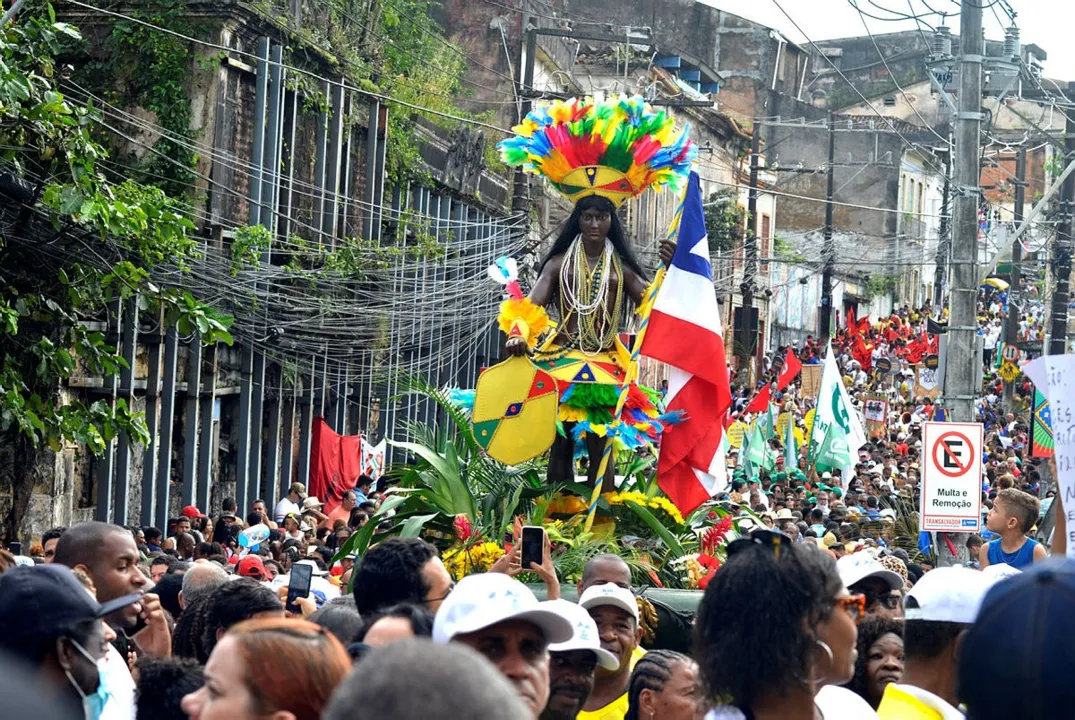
[846,616,904,709]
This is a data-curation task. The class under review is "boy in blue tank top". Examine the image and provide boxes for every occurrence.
[979,488,1047,570]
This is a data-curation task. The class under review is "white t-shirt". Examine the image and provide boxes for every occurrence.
[815,685,878,719]
[100,644,136,720]
[274,497,300,523]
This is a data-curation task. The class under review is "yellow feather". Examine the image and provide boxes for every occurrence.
[497,297,550,349]
[537,150,574,184]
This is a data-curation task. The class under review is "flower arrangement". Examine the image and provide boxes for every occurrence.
[605,490,685,525]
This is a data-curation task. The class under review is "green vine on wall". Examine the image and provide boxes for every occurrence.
[72,0,201,197]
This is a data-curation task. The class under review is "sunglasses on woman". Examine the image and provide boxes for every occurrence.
[834,594,867,623]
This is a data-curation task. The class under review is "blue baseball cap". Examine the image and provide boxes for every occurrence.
[959,558,1075,719]
[0,564,142,641]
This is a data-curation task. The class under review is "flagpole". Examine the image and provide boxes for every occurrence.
[583,184,689,533]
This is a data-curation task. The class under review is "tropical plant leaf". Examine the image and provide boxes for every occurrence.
[330,495,408,563]
[624,500,685,556]
[399,512,440,538]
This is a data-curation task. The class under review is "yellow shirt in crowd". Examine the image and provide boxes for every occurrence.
[576,647,646,720]
[876,683,964,720]
[576,693,629,720]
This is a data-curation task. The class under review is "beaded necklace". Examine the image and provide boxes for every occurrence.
[555,235,623,356]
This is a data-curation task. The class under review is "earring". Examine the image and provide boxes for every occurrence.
[815,639,834,668]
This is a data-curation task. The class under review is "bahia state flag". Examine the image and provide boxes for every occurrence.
[641,172,733,514]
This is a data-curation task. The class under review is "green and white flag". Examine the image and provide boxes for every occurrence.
[783,411,798,469]
[814,418,852,472]
[809,343,867,482]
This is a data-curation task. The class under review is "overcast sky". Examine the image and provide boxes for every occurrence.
[697,0,1075,84]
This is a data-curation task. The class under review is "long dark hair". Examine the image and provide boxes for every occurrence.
[538,195,646,279]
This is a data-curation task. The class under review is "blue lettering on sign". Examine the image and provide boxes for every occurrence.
[962,519,978,527]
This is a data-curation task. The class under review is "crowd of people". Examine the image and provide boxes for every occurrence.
[0,502,1071,720]
[1,296,1071,719]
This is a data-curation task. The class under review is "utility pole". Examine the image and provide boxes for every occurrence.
[1003,144,1026,408]
[933,142,951,308]
[739,124,761,382]
[511,20,533,215]
[1049,82,1075,356]
[938,0,983,567]
[820,111,836,339]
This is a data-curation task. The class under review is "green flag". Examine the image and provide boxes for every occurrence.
[746,423,767,467]
[809,343,866,474]
[784,413,798,469]
[746,423,777,472]
[815,419,852,473]
[761,404,776,440]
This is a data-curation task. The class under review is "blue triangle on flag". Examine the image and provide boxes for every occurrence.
[571,364,596,383]
[668,172,713,280]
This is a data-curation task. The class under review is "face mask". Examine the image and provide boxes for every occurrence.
[63,639,111,720]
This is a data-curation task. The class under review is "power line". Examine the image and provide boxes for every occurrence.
[770,0,949,178]
[848,0,951,145]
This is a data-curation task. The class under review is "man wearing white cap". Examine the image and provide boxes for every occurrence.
[576,583,641,720]
[837,552,904,618]
[540,600,619,720]
[876,566,998,719]
[433,572,573,719]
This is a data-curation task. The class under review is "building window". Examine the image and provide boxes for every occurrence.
[883,96,896,106]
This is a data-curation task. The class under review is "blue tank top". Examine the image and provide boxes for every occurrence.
[986,537,1039,569]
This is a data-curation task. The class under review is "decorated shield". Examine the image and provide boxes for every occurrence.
[472,356,558,465]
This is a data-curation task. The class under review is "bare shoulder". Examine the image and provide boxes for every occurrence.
[543,253,566,272]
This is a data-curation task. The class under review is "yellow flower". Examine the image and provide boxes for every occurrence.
[443,542,505,581]
[605,491,684,525]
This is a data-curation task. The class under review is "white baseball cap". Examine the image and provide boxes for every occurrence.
[432,572,573,645]
[544,599,620,670]
[981,563,1022,584]
[904,566,997,624]
[837,553,904,591]
[578,582,639,623]
[293,559,328,576]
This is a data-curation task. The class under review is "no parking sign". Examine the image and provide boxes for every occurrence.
[920,421,983,532]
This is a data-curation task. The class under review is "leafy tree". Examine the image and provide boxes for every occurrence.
[703,188,747,254]
[0,2,231,539]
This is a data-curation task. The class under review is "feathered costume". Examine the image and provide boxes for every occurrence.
[466,95,696,463]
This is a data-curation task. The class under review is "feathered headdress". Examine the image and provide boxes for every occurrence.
[497,95,696,208]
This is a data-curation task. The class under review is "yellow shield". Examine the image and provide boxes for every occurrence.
[472,356,558,465]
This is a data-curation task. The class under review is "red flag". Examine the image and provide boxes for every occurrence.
[308,417,362,514]
[775,348,803,392]
[852,335,873,371]
[745,383,772,414]
[847,307,856,332]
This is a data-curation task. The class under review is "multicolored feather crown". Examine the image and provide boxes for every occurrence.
[497,95,696,208]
